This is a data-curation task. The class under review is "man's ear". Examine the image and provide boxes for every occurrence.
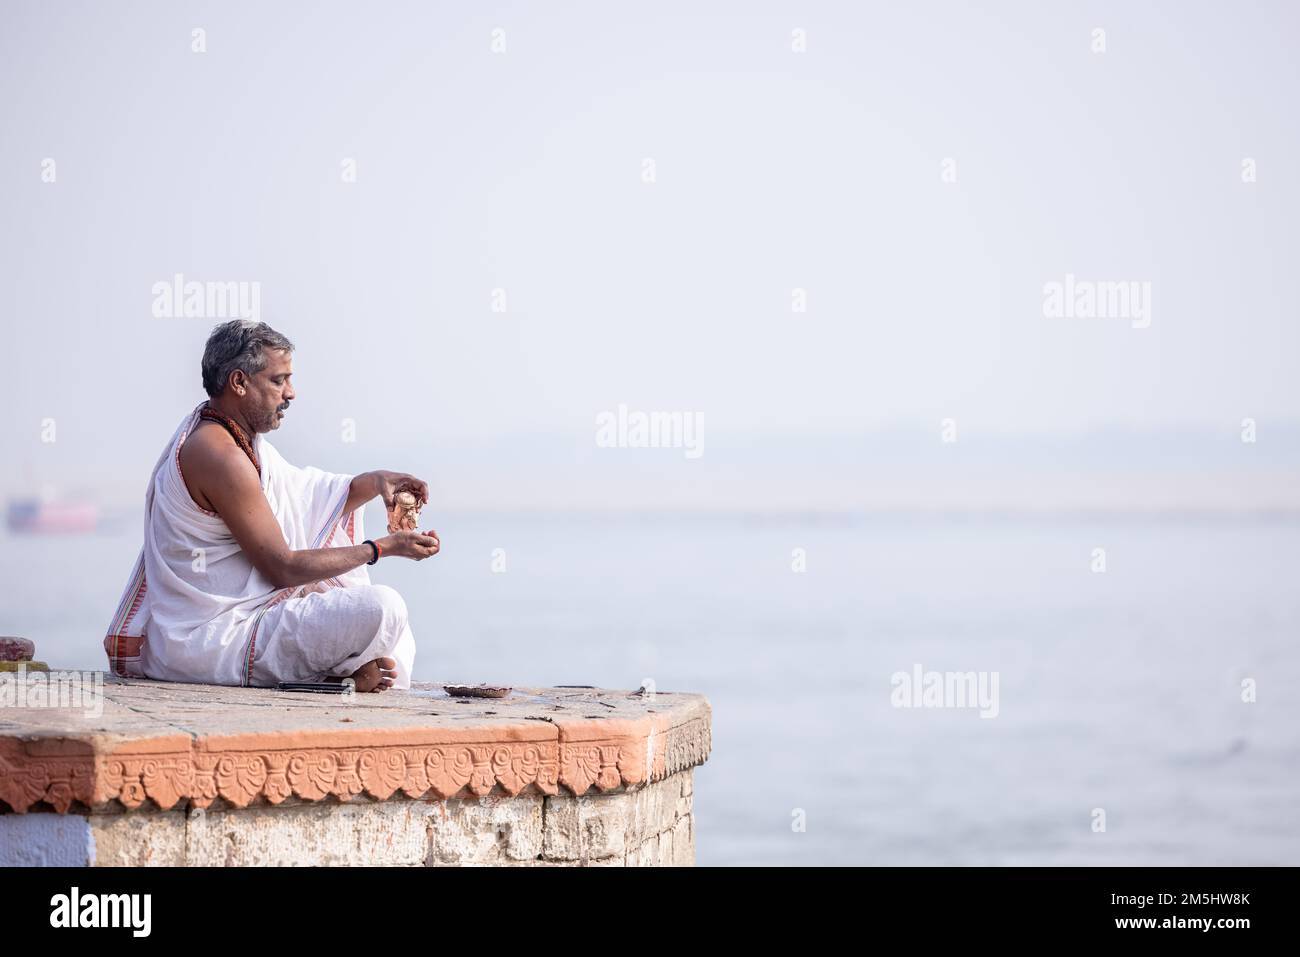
[228,369,247,396]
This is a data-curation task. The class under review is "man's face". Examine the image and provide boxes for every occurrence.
[239,349,295,433]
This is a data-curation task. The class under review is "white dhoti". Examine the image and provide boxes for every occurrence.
[249,584,416,688]
[104,401,418,689]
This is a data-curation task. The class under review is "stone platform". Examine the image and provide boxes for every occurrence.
[0,675,711,866]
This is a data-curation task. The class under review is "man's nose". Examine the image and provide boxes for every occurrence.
[284,385,296,401]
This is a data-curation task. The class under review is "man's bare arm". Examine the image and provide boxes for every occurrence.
[199,446,438,589]
[342,472,380,517]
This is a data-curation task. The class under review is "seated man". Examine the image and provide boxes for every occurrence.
[104,320,439,692]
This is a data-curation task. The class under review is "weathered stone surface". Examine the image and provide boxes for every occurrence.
[543,771,693,863]
[627,813,694,867]
[0,637,35,662]
[66,772,694,866]
[186,799,434,867]
[0,676,711,815]
[89,810,186,866]
[1,677,707,866]
[425,793,545,865]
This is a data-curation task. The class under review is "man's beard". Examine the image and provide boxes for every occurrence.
[250,405,288,433]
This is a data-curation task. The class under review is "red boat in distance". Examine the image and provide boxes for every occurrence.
[6,497,99,534]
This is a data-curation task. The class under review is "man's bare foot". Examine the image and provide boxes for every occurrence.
[334,656,398,693]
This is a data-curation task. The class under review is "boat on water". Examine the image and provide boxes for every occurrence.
[6,498,99,534]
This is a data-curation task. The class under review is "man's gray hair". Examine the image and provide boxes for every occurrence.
[201,320,295,398]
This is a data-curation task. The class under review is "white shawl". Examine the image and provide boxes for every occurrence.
[104,401,368,685]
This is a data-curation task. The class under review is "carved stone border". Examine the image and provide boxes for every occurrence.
[0,710,711,814]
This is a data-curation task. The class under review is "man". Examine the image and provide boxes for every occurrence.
[104,320,439,692]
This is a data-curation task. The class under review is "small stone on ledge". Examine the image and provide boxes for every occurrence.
[0,636,36,662]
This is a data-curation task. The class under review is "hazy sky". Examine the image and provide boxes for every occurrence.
[2,1,1297,508]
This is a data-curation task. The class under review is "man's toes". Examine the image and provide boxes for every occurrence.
[343,657,399,693]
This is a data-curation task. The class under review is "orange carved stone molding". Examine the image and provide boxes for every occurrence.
[93,742,564,810]
[0,680,712,815]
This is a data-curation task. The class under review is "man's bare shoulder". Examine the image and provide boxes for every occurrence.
[179,421,259,508]
[180,420,237,466]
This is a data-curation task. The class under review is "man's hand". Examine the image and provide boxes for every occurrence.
[343,470,429,520]
[372,470,428,513]
[378,529,440,560]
